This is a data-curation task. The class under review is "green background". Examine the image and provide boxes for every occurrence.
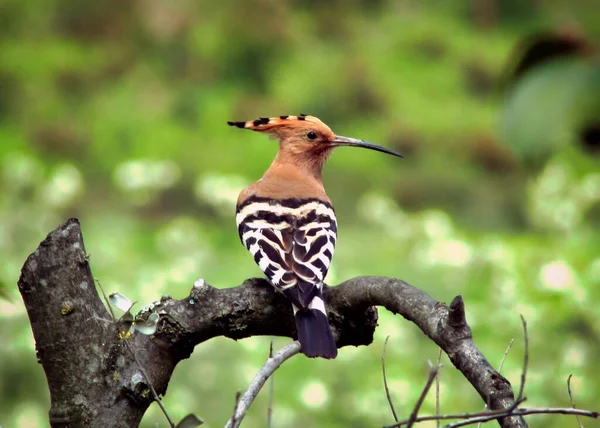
[1,1,599,427]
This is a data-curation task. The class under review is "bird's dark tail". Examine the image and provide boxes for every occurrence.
[294,295,337,359]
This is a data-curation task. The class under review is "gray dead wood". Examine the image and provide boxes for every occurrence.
[17,219,525,427]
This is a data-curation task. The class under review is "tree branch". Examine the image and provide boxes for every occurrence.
[382,336,400,423]
[407,362,441,428]
[225,341,301,428]
[18,219,525,427]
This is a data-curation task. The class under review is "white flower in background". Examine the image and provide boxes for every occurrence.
[357,192,413,240]
[113,159,180,192]
[422,210,453,239]
[2,153,43,187]
[429,239,473,267]
[41,163,83,207]
[300,381,328,408]
[195,173,249,216]
[562,343,586,369]
[539,260,575,291]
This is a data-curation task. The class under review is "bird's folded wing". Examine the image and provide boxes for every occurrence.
[238,220,337,310]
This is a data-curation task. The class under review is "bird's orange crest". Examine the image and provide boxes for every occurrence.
[227,114,336,142]
[228,114,326,131]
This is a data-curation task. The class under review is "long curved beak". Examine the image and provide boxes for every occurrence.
[331,136,404,158]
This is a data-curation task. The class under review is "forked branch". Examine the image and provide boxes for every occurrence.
[18,219,524,427]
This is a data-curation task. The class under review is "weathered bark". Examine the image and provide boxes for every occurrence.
[18,218,526,427]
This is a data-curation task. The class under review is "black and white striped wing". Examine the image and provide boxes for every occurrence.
[236,198,337,310]
[285,222,336,308]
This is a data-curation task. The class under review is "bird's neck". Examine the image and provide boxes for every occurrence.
[271,146,331,180]
[254,152,329,201]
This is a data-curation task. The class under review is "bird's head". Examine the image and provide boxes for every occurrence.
[228,114,403,173]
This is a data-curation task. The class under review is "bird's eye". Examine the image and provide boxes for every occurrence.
[306,131,318,140]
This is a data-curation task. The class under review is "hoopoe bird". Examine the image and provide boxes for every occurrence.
[229,114,403,358]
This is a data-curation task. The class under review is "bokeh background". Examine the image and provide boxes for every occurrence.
[1,1,599,427]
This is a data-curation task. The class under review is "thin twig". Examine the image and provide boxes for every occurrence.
[230,391,241,428]
[498,339,514,374]
[515,315,529,405]
[382,336,399,423]
[445,407,599,428]
[267,338,275,428]
[567,374,584,428]
[406,361,440,428]
[477,338,514,428]
[229,391,242,426]
[436,348,443,428]
[385,406,599,427]
[124,340,175,428]
[95,279,116,321]
[226,341,301,428]
[96,279,175,428]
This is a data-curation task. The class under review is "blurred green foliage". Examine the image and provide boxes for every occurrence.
[1,1,599,427]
